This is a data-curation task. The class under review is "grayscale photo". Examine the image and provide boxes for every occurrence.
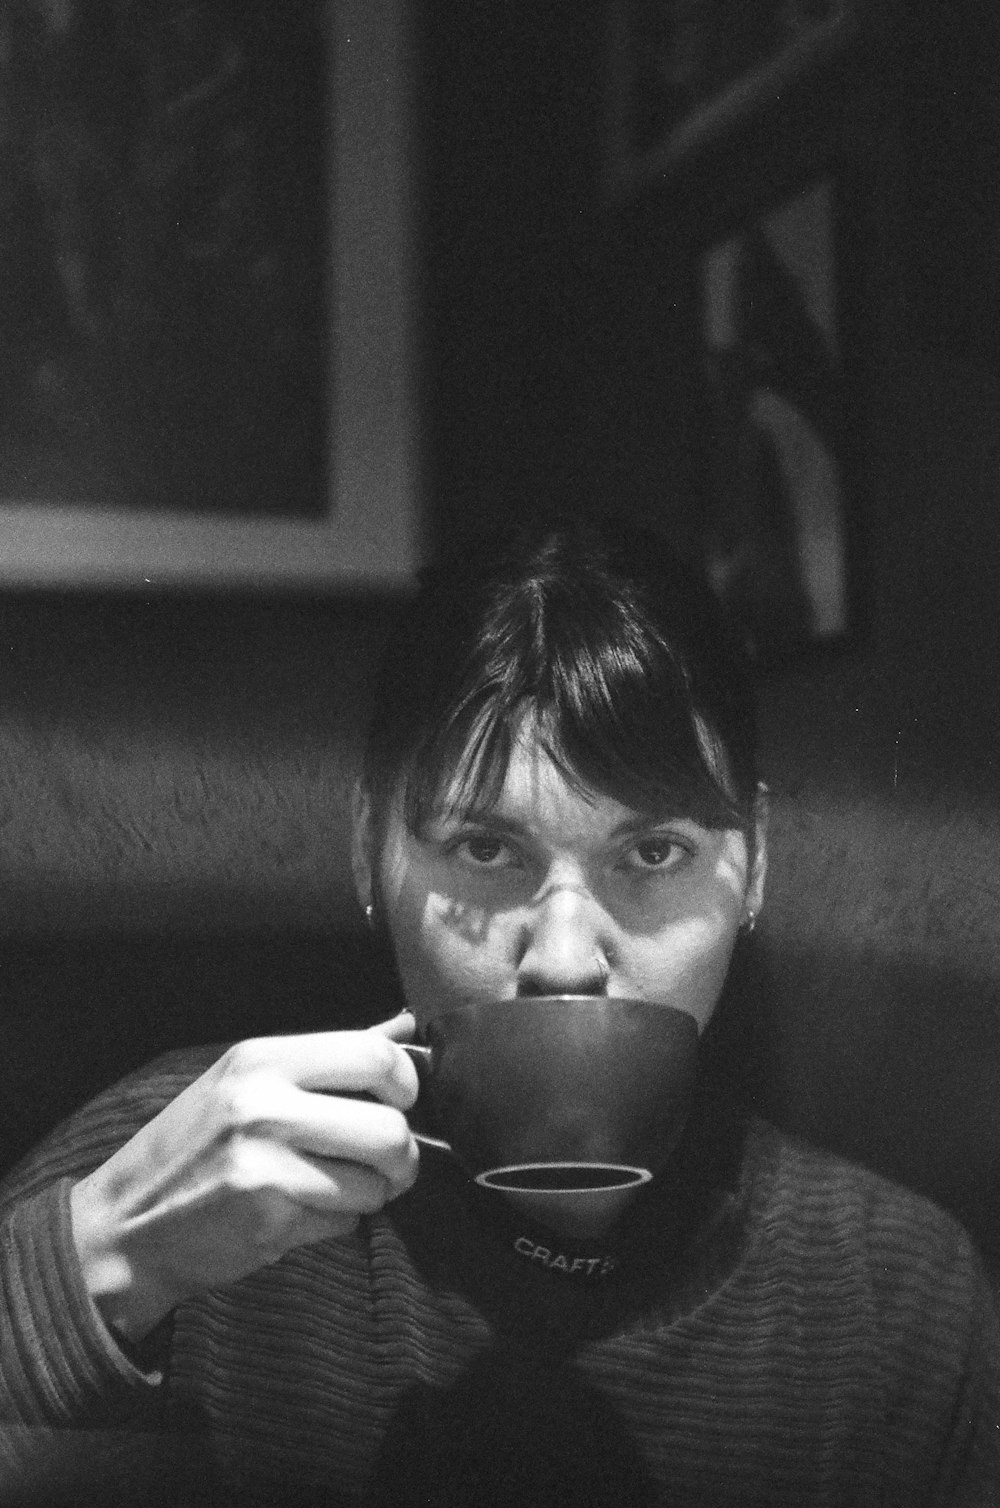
[0,3,997,1504]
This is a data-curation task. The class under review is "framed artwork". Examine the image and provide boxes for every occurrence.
[0,0,420,589]
[604,0,860,202]
[699,175,857,664]
[601,1,871,663]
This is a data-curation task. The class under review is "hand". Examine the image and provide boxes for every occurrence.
[69,1012,420,1343]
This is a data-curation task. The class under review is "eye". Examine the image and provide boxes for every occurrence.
[451,832,522,870]
[619,836,692,875]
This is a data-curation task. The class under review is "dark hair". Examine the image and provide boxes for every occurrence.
[362,514,758,844]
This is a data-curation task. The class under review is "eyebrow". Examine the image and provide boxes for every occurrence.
[429,805,702,840]
[427,808,531,837]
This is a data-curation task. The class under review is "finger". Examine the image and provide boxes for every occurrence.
[285,1209,364,1250]
[248,1140,406,1215]
[264,1195,390,1257]
[220,1030,419,1110]
[296,1095,419,1196]
[370,1010,416,1042]
[235,1081,420,1194]
[230,1138,415,1222]
[296,1151,414,1214]
[207,1145,406,1263]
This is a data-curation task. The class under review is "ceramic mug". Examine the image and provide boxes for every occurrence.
[402,995,699,1194]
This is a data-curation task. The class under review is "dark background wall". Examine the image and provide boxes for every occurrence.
[417,0,1000,1265]
[2,2,999,1274]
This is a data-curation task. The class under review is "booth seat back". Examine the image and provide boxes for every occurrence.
[0,583,998,1271]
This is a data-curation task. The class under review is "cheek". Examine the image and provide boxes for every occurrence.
[379,870,518,1022]
[634,913,740,1032]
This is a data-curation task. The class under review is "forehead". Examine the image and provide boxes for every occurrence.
[436,722,639,831]
[398,693,746,842]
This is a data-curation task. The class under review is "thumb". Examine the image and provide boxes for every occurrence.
[369,1009,416,1042]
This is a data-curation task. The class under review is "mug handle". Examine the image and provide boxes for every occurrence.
[401,1042,452,1153]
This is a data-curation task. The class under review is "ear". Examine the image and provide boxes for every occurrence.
[350,779,376,912]
[744,781,769,922]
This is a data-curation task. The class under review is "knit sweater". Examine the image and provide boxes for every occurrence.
[1,1047,997,1507]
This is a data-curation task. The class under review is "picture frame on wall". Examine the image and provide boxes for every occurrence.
[698,174,857,666]
[601,1,872,666]
[0,0,421,590]
[603,0,860,204]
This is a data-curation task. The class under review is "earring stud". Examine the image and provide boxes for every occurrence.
[741,909,757,936]
[364,901,374,927]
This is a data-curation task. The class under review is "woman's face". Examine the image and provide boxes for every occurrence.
[353,722,766,1034]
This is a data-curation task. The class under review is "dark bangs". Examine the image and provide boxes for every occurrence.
[362,518,758,839]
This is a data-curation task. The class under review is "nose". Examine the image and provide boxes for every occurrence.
[515,886,611,997]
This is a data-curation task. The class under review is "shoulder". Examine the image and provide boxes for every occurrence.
[748,1118,975,1252]
[745,1119,993,1317]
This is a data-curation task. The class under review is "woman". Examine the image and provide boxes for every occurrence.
[1,515,997,1505]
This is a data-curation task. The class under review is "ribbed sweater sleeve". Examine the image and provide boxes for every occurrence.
[0,1047,222,1472]
[0,1177,153,1420]
[866,1182,1000,1504]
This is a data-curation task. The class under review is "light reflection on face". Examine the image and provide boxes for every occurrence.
[363,723,764,1035]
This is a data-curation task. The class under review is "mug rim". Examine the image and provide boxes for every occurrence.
[474,1160,653,1193]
